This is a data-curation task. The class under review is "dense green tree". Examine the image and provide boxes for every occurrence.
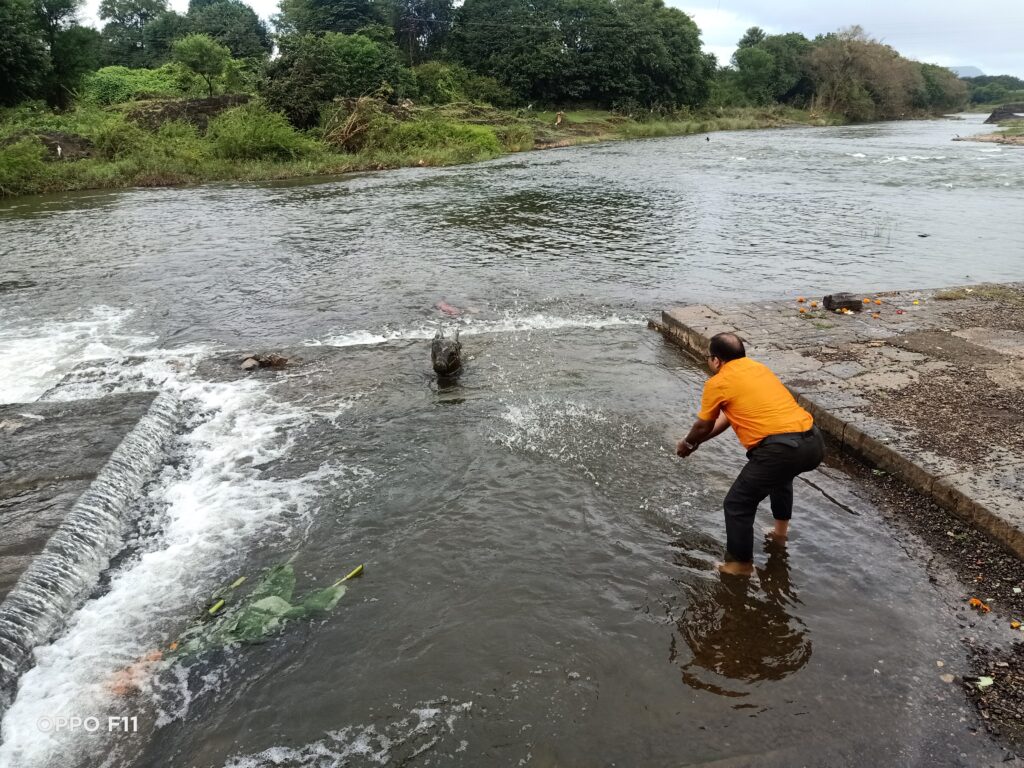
[274,0,389,35]
[190,0,270,58]
[450,0,711,108]
[262,32,404,126]
[732,31,812,106]
[100,0,169,66]
[143,10,192,64]
[736,26,765,49]
[616,0,713,108]
[448,0,565,104]
[390,0,454,65]
[172,32,231,96]
[47,25,105,106]
[33,0,102,107]
[915,63,967,111]
[0,0,50,106]
[557,0,637,104]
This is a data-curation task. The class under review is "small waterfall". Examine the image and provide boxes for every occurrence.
[0,392,180,711]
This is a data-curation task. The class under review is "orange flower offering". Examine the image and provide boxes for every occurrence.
[969,597,983,608]
[810,301,818,308]
[874,299,882,305]
[1012,620,1021,630]
[799,308,807,314]
[863,298,871,304]
[797,297,806,303]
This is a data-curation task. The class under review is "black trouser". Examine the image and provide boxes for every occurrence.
[723,427,825,562]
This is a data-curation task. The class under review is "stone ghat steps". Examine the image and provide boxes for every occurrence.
[655,283,1024,559]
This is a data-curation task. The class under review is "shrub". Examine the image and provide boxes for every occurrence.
[495,124,534,152]
[463,74,517,108]
[93,120,150,159]
[413,62,469,104]
[207,102,317,159]
[82,65,199,105]
[321,96,393,153]
[411,62,518,107]
[0,138,47,195]
[262,33,404,128]
[366,118,502,163]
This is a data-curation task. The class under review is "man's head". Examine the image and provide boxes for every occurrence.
[707,332,745,373]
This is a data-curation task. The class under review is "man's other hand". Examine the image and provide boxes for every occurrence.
[676,439,697,458]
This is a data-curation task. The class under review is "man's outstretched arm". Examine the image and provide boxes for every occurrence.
[677,411,731,457]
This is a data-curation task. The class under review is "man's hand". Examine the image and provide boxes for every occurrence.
[676,438,697,458]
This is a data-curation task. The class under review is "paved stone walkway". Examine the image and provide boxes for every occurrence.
[658,283,1024,557]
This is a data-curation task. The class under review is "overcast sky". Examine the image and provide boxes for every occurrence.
[80,0,1024,78]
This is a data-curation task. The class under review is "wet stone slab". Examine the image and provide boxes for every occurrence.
[0,393,156,599]
[660,283,1024,559]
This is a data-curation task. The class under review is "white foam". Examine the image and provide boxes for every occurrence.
[0,307,155,404]
[308,313,640,349]
[846,152,867,158]
[0,378,355,767]
[223,701,473,768]
[910,155,946,160]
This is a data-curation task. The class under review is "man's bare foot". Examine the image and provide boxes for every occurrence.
[716,560,754,576]
[764,521,789,542]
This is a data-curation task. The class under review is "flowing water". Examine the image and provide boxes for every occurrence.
[0,114,1021,767]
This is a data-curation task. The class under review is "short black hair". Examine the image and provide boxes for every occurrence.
[708,332,746,362]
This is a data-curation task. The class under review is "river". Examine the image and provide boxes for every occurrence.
[0,114,1021,767]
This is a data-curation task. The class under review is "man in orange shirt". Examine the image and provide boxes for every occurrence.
[676,333,824,576]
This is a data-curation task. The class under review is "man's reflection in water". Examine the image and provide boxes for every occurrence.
[674,543,811,696]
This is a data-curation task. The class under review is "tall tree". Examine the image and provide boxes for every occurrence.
[448,0,565,103]
[47,25,104,106]
[190,0,270,58]
[617,0,713,108]
[390,0,454,65]
[100,0,168,67]
[275,0,389,35]
[732,30,812,106]
[143,9,192,64]
[736,26,766,49]
[0,0,50,106]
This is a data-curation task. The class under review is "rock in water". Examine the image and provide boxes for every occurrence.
[240,354,289,371]
[823,293,864,313]
[432,328,462,377]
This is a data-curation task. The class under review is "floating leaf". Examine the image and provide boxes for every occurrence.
[977,676,995,690]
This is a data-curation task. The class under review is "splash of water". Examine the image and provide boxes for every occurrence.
[0,392,180,711]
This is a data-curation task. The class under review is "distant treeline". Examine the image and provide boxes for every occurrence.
[0,0,1007,125]
[962,75,1024,105]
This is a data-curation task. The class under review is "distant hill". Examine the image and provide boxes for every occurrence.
[950,66,985,78]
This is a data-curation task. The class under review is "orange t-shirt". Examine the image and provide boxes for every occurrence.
[698,357,813,449]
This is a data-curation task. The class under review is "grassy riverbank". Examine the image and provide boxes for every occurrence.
[0,100,839,198]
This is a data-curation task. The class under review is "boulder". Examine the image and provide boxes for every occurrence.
[985,104,1024,124]
[127,95,251,133]
[240,354,289,371]
[431,328,462,378]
